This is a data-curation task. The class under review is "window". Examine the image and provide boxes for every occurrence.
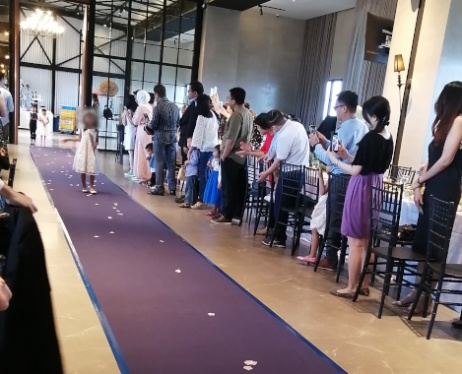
[322,79,343,118]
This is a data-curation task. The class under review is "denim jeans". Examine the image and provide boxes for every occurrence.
[185,175,198,206]
[154,140,176,191]
[198,151,212,202]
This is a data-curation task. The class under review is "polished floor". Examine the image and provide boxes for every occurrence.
[5,130,462,374]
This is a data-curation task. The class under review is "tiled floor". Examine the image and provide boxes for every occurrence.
[5,130,462,373]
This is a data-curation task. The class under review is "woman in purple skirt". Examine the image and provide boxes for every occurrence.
[327,96,394,298]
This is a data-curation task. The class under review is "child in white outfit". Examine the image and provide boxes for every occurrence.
[297,167,330,264]
[63,109,99,194]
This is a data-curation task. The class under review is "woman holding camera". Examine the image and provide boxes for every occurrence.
[327,96,394,298]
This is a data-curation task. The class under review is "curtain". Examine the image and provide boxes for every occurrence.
[295,13,337,128]
[343,0,398,104]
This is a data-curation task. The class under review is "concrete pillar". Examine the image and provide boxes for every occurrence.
[383,0,462,168]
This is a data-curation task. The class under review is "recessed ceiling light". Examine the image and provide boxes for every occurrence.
[5,55,9,59]
[4,31,8,36]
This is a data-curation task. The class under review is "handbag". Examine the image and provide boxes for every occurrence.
[177,166,186,182]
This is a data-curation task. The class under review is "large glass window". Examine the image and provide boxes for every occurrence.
[322,79,343,118]
[17,0,200,150]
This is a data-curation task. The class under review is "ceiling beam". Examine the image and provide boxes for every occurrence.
[19,1,127,32]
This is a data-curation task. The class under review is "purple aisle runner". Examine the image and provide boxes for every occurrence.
[31,147,344,374]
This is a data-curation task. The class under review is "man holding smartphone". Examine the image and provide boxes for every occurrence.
[308,91,368,271]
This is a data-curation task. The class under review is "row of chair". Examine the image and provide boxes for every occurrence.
[242,160,460,339]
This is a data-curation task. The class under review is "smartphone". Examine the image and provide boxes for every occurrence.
[143,113,150,122]
[309,125,317,135]
[331,132,339,153]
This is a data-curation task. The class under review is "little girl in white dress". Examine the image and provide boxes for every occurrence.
[63,109,99,194]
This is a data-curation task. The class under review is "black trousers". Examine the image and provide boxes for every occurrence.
[29,121,37,140]
[0,206,63,374]
[325,181,348,268]
[221,158,247,220]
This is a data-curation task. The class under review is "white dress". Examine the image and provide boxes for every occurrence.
[36,114,49,137]
[123,117,136,151]
[310,193,328,236]
[73,129,99,175]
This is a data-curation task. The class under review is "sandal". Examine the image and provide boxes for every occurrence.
[330,289,355,299]
[392,292,416,307]
[82,187,89,193]
[191,202,206,210]
[179,203,191,208]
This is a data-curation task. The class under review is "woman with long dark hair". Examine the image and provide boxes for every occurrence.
[122,94,138,177]
[394,81,462,311]
[327,96,394,298]
[191,94,219,209]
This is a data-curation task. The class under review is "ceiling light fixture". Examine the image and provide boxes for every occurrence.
[5,55,9,60]
[20,9,64,37]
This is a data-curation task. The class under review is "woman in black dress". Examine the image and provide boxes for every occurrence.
[394,81,462,311]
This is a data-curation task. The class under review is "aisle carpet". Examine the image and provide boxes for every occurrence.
[31,146,345,374]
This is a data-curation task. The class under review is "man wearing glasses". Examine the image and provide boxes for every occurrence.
[308,90,368,271]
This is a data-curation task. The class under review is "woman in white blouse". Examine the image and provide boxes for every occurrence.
[191,94,219,209]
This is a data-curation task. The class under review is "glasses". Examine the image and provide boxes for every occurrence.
[333,104,345,110]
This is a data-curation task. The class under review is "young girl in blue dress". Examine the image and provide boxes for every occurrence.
[204,145,222,218]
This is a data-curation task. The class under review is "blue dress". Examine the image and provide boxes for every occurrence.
[203,159,221,206]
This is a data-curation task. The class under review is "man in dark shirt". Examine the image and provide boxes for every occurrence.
[103,105,113,120]
[178,81,204,163]
[317,115,337,139]
[148,85,180,196]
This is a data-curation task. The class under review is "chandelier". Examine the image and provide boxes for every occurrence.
[20,10,64,37]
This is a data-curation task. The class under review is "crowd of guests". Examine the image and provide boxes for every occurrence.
[115,78,462,328]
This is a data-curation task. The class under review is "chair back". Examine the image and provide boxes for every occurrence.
[246,156,260,191]
[426,196,456,264]
[279,163,304,203]
[369,183,403,247]
[388,165,415,184]
[302,166,319,205]
[7,158,17,188]
[325,173,350,233]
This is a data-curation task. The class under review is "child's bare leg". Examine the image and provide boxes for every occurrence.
[81,173,87,188]
[309,228,320,258]
[89,175,95,187]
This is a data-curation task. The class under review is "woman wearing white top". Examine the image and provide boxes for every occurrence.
[132,90,152,182]
[191,94,219,209]
[122,94,138,177]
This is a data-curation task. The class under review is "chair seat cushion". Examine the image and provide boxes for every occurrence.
[429,263,462,278]
[372,246,427,261]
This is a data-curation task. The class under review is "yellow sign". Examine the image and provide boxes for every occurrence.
[59,106,76,132]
